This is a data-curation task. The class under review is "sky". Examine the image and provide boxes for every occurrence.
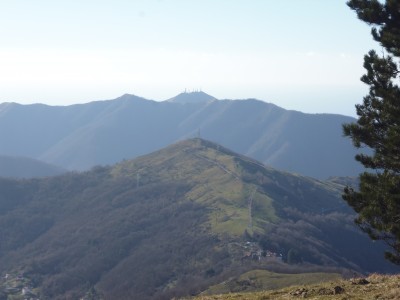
[0,0,380,116]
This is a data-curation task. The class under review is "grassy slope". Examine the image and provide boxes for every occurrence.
[199,270,341,295]
[112,138,280,238]
[188,274,400,300]
[112,139,396,273]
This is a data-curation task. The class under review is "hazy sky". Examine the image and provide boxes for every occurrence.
[0,0,378,116]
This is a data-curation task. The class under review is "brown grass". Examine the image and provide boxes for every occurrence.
[183,273,400,300]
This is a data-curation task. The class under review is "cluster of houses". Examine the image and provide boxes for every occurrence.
[1,273,39,300]
[241,242,283,262]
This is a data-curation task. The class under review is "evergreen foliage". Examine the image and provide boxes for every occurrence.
[287,249,302,265]
[343,0,400,264]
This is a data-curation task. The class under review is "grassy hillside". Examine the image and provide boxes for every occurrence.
[0,139,395,299]
[188,273,400,300]
[200,270,341,295]
[111,138,280,238]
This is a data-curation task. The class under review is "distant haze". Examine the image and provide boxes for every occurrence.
[0,1,377,117]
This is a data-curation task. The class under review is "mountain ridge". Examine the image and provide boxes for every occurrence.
[166,91,216,104]
[0,92,361,178]
[0,155,66,178]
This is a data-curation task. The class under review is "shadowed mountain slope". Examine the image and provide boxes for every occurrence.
[0,155,65,178]
[0,139,395,300]
[0,93,360,178]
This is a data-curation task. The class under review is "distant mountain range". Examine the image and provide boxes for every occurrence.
[0,155,65,178]
[0,139,394,299]
[0,91,362,179]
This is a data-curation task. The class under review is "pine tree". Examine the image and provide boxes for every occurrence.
[343,0,400,264]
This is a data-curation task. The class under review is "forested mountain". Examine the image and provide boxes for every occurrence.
[0,139,395,300]
[0,155,65,178]
[0,92,361,179]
